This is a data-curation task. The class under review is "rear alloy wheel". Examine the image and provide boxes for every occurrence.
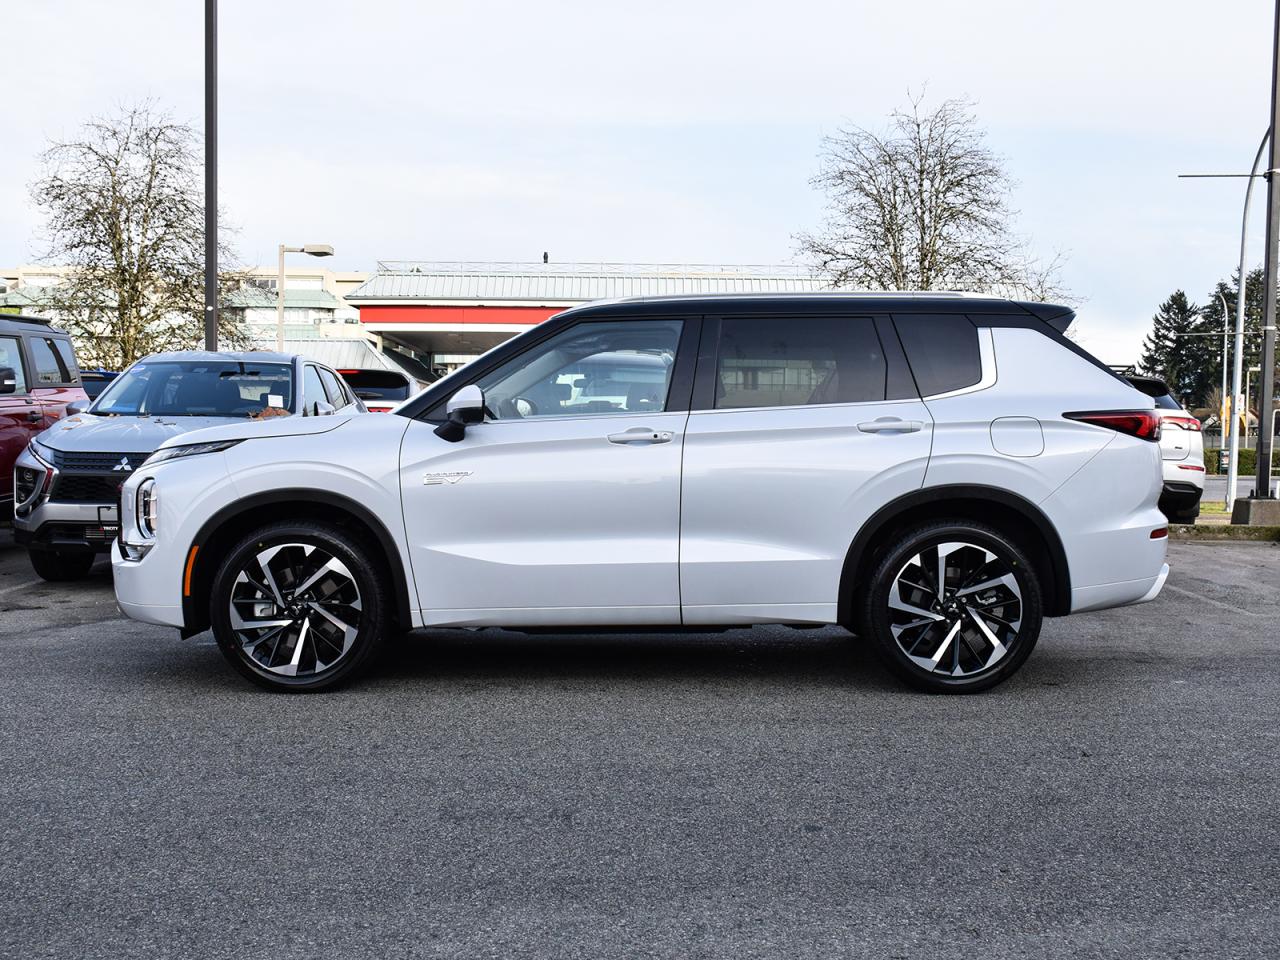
[210,521,386,692]
[862,522,1042,693]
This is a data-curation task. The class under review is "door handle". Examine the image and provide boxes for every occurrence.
[857,417,923,434]
[607,427,673,445]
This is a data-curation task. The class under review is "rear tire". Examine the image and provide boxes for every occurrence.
[858,520,1043,694]
[28,549,96,582]
[209,520,387,692]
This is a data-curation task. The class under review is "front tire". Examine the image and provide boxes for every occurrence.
[29,549,96,582]
[209,520,387,692]
[859,521,1043,694]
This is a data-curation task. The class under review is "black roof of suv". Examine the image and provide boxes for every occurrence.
[0,313,61,333]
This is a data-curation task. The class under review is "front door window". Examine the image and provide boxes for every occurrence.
[475,320,683,420]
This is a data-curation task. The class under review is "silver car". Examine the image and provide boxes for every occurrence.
[13,350,363,581]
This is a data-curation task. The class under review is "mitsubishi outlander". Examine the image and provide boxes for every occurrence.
[111,294,1170,694]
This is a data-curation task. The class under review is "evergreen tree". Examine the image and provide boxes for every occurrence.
[1138,291,1209,405]
[1201,267,1266,411]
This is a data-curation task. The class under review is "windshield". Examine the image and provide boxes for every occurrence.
[340,370,411,401]
[92,360,294,417]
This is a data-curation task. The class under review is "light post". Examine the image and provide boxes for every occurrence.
[276,244,334,352]
[1179,130,1270,512]
[204,0,217,350]
[1219,292,1231,481]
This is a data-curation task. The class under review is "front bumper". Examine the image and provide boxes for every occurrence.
[14,508,121,553]
[111,541,186,628]
[14,445,132,551]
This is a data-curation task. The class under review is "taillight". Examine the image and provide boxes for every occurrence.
[1064,410,1162,442]
[1163,415,1201,432]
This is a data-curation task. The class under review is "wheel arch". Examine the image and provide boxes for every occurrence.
[837,484,1072,624]
[179,489,415,637]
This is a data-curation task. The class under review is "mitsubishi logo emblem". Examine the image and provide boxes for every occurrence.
[112,457,133,472]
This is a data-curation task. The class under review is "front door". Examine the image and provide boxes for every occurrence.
[400,317,693,626]
[0,335,41,504]
[679,314,933,625]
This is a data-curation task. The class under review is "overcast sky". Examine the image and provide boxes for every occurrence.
[2,0,1275,362]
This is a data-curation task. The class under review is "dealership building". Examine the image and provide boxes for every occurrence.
[345,261,829,375]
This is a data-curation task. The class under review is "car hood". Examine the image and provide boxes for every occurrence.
[35,414,257,455]
[154,412,354,449]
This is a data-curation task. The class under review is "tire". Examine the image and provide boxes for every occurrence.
[209,520,388,692]
[29,549,96,582]
[858,520,1043,694]
[1169,506,1199,525]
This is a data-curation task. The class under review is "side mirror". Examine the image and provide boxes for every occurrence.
[0,366,16,395]
[65,400,87,416]
[312,400,336,417]
[434,384,485,442]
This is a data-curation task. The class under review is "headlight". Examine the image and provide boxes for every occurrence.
[136,479,159,539]
[145,439,242,466]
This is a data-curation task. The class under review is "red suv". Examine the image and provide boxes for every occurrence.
[1,314,88,516]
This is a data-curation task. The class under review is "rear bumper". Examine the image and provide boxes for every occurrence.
[1159,480,1202,518]
[1071,562,1169,613]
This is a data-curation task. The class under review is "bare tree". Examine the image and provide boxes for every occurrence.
[797,95,1067,300]
[30,103,249,369]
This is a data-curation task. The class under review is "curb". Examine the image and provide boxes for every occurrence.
[1172,524,1280,542]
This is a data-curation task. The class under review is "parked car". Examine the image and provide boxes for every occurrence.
[1,314,87,518]
[112,294,1169,694]
[79,368,119,400]
[337,368,413,413]
[13,350,363,581]
[1125,375,1204,524]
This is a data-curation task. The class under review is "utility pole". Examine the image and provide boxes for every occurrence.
[1257,0,1280,499]
[203,0,218,351]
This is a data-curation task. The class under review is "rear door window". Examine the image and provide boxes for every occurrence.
[714,316,887,409]
[318,367,348,407]
[51,338,80,382]
[303,365,326,410]
[892,315,983,396]
[28,336,69,385]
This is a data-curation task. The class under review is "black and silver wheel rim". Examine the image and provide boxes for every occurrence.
[887,541,1023,678]
[228,543,363,677]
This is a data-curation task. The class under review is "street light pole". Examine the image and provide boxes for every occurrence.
[1219,292,1231,487]
[1226,132,1269,513]
[275,244,335,352]
[203,0,218,350]
[1258,0,1280,499]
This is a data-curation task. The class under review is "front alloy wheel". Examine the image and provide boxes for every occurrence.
[211,521,386,691]
[863,522,1042,693]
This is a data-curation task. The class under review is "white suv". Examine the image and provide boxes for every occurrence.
[1125,375,1205,524]
[112,294,1170,694]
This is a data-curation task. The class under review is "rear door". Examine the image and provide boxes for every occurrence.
[0,334,41,503]
[679,314,932,625]
[26,334,81,428]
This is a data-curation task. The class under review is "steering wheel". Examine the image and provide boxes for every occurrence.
[498,396,538,418]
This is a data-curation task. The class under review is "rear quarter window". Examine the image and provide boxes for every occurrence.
[892,315,982,397]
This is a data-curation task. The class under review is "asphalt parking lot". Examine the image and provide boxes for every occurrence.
[1,530,1278,960]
